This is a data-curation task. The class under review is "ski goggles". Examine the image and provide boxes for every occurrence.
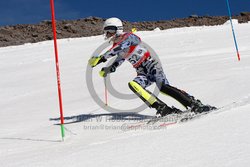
[103,26,117,34]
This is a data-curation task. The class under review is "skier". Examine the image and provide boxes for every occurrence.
[89,17,216,117]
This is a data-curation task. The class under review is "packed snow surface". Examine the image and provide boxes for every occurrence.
[0,21,250,167]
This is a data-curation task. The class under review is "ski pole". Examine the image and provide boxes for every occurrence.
[104,77,108,106]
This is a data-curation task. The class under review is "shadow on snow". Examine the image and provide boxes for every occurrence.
[50,112,153,125]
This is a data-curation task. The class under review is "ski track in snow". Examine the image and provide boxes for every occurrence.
[0,22,250,167]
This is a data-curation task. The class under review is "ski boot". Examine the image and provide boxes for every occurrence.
[154,102,182,117]
[190,99,217,114]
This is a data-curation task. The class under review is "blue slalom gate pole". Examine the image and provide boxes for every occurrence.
[226,0,241,61]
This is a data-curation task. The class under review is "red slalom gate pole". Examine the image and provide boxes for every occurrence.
[50,0,65,141]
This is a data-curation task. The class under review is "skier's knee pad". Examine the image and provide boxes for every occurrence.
[128,81,157,105]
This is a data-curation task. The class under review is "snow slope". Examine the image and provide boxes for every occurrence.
[0,21,250,167]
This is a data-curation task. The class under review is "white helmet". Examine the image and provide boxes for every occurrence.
[103,17,123,39]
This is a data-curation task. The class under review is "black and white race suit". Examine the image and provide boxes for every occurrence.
[103,32,196,108]
[103,32,169,89]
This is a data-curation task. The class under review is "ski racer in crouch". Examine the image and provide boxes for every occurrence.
[89,17,216,117]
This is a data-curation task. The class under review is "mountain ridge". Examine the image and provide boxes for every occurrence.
[0,12,249,47]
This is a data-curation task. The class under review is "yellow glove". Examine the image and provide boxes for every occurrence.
[99,66,116,77]
[99,70,106,77]
[88,55,106,67]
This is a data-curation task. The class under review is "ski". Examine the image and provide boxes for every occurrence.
[123,101,243,131]
[123,108,217,131]
[147,110,194,125]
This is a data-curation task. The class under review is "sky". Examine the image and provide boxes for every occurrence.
[0,0,249,26]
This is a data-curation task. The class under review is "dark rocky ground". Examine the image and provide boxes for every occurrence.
[0,12,249,47]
